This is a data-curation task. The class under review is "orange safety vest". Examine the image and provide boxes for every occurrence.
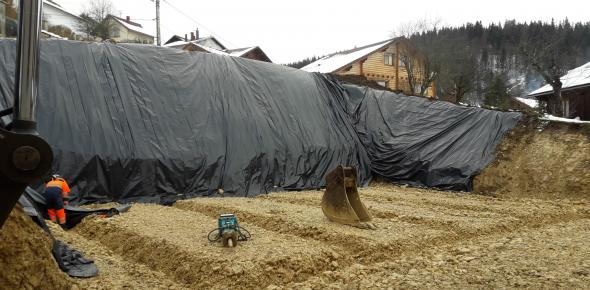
[46,178,71,198]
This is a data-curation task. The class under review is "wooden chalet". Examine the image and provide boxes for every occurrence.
[528,62,590,120]
[301,38,435,97]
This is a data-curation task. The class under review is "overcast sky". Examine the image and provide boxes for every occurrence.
[55,0,588,64]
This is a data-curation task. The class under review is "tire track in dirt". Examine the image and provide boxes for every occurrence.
[176,196,590,267]
[259,193,464,233]
[73,204,337,289]
[263,189,525,220]
[174,201,368,257]
[359,189,542,218]
[287,218,590,289]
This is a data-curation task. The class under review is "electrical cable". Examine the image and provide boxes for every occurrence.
[159,0,238,47]
[207,226,251,242]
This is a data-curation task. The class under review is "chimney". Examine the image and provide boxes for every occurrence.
[184,34,188,41]
[190,32,195,41]
[195,28,199,40]
[125,16,130,23]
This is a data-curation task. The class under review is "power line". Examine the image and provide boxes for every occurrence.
[160,0,238,47]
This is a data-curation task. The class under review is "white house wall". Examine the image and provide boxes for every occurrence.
[43,3,85,37]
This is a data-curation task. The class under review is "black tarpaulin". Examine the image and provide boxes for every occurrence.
[53,241,98,278]
[0,40,371,203]
[22,187,131,229]
[18,192,99,278]
[340,84,522,191]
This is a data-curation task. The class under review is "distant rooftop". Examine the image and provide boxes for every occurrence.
[301,39,396,73]
[109,15,155,38]
[528,62,590,97]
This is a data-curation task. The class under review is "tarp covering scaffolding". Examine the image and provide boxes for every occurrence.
[0,40,521,202]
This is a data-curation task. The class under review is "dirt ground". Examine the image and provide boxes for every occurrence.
[475,120,590,199]
[34,182,587,289]
[0,205,74,290]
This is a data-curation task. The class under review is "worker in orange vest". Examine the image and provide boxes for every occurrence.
[44,174,71,225]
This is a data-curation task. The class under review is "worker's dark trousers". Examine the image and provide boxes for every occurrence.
[44,186,66,224]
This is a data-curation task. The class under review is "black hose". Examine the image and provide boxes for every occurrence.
[208,226,251,243]
[207,229,221,242]
[237,226,251,241]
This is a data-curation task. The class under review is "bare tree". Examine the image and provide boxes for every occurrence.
[392,17,442,39]
[392,18,442,97]
[521,46,565,115]
[437,41,479,103]
[77,0,116,40]
[519,21,581,117]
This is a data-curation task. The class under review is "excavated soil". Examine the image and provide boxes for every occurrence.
[0,205,74,290]
[26,182,589,289]
[474,120,590,199]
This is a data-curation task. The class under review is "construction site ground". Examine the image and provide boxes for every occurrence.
[42,182,589,289]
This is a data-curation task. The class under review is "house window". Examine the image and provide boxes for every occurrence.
[112,27,120,38]
[384,53,394,66]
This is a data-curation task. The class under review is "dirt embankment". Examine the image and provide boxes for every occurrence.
[475,119,590,199]
[0,206,75,290]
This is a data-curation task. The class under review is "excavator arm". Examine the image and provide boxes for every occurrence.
[0,0,53,227]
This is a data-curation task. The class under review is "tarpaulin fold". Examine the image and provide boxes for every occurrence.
[0,40,521,201]
[21,187,131,229]
[339,84,522,191]
[18,191,99,277]
[0,40,371,203]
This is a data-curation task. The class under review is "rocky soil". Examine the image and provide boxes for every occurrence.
[475,120,590,200]
[38,182,590,289]
[0,206,74,290]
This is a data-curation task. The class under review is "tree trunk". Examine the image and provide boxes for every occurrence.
[550,83,563,117]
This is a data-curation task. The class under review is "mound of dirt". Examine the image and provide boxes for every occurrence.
[0,205,75,290]
[474,119,590,199]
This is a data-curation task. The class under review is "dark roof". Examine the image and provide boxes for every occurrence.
[227,46,272,63]
[164,35,185,45]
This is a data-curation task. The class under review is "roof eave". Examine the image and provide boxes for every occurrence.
[332,39,397,73]
[110,16,155,38]
[44,1,84,21]
[529,83,590,98]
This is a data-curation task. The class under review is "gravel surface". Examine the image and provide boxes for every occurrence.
[40,183,589,289]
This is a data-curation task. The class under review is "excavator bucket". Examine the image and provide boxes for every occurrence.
[321,166,372,226]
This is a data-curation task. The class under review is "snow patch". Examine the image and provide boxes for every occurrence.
[515,97,539,108]
[301,40,392,73]
[541,114,590,124]
[111,17,154,38]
